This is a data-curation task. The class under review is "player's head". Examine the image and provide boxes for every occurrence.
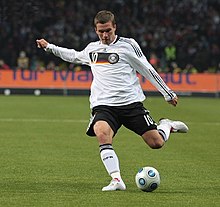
[94,10,116,45]
[94,10,116,26]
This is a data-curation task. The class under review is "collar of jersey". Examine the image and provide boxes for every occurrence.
[100,35,120,46]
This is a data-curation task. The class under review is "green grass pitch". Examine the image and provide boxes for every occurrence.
[0,95,219,207]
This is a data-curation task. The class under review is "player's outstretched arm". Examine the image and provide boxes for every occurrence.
[35,39,89,65]
[36,39,49,49]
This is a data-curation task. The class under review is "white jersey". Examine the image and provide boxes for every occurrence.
[46,36,176,108]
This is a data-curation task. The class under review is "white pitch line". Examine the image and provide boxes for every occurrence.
[0,118,219,126]
[187,122,220,126]
[0,118,88,123]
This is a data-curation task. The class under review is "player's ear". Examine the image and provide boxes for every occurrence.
[94,22,98,31]
[113,23,116,31]
[94,26,98,33]
[94,27,98,35]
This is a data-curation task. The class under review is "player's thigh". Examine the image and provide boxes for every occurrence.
[93,120,115,144]
[86,108,121,137]
[122,108,157,136]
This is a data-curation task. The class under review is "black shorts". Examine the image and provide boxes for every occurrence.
[86,102,157,137]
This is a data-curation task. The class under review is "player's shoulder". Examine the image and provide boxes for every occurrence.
[118,37,141,51]
[118,37,143,57]
[118,37,139,46]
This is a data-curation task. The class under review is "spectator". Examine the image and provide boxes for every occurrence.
[164,43,176,71]
[1,0,219,72]
[149,52,160,69]
[17,51,29,70]
[0,59,10,70]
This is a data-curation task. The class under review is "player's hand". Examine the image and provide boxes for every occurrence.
[36,39,48,49]
[168,96,178,107]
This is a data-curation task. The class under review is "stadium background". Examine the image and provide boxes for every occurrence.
[0,1,219,206]
[0,0,219,96]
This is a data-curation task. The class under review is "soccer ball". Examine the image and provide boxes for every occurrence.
[135,166,160,192]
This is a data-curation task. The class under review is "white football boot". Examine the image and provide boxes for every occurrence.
[159,119,189,133]
[102,178,126,191]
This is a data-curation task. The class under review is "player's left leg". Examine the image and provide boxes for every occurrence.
[141,118,189,149]
[94,120,126,191]
[86,106,126,191]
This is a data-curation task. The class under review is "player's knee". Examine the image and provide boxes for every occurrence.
[142,130,165,149]
[96,130,108,142]
[149,139,164,149]
[94,121,112,143]
[142,133,165,149]
[94,125,106,140]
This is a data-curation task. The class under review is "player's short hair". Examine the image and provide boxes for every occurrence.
[94,10,116,27]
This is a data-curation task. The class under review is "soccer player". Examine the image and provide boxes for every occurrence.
[36,10,188,191]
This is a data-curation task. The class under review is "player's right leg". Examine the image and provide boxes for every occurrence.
[158,118,188,133]
[121,103,188,148]
[157,118,188,142]
[141,130,164,149]
[120,103,164,149]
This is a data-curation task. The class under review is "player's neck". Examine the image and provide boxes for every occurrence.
[101,35,117,45]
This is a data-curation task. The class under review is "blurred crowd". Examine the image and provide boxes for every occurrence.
[0,0,219,73]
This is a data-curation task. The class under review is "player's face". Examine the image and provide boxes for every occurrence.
[95,21,116,45]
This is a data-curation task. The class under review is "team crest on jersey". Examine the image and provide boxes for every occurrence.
[108,53,119,64]
[89,52,119,64]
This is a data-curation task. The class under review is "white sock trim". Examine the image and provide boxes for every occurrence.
[100,149,120,175]
[157,123,171,141]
